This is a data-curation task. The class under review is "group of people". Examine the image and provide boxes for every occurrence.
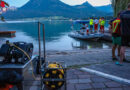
[109,3,130,66]
[80,17,106,35]
[89,17,106,33]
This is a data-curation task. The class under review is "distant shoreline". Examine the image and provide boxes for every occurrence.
[0,19,111,24]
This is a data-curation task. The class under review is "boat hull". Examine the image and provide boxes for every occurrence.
[68,32,104,41]
[0,31,16,37]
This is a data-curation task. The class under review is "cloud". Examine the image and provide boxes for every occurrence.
[60,0,87,5]
[86,0,111,6]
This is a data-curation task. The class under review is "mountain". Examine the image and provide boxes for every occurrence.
[95,4,113,13]
[4,0,106,19]
[74,2,104,17]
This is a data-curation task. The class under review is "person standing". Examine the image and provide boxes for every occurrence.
[94,18,99,33]
[85,24,89,35]
[110,13,121,61]
[99,17,102,31]
[89,17,94,33]
[117,3,130,65]
[100,17,105,33]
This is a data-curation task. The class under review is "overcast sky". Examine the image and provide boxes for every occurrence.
[4,0,111,7]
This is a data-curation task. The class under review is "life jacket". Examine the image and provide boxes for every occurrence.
[112,18,121,35]
[99,19,102,25]
[101,20,105,26]
[89,19,93,25]
[0,1,5,8]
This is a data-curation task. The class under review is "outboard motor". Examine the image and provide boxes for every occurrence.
[0,40,33,64]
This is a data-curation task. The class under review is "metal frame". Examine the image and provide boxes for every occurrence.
[38,21,46,90]
[37,22,67,90]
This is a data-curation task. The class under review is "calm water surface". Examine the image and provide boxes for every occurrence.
[0,20,112,52]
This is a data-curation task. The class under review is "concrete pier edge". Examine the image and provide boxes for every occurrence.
[80,67,130,85]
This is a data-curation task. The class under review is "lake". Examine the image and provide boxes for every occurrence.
[0,20,112,52]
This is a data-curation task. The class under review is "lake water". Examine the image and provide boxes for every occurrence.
[0,20,112,52]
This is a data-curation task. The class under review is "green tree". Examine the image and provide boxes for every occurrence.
[111,0,130,17]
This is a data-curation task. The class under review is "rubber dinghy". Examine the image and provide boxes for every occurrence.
[68,31,104,40]
[68,20,104,41]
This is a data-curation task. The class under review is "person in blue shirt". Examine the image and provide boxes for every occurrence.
[116,3,130,65]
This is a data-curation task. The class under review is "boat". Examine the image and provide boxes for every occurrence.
[68,20,104,41]
[0,31,16,37]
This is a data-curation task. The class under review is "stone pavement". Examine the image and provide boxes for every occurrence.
[47,48,130,80]
[24,68,130,90]
[23,48,130,90]
[85,61,130,80]
[66,69,130,90]
[47,49,114,66]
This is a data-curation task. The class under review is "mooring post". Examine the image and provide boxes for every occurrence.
[43,24,46,65]
[38,21,43,90]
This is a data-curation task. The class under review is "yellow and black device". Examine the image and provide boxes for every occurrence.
[42,62,66,90]
[37,22,67,90]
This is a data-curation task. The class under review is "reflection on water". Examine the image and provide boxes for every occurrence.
[71,39,111,50]
[0,20,112,52]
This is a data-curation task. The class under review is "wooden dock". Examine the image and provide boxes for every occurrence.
[0,31,16,37]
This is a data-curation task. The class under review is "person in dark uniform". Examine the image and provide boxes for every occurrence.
[116,3,130,65]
